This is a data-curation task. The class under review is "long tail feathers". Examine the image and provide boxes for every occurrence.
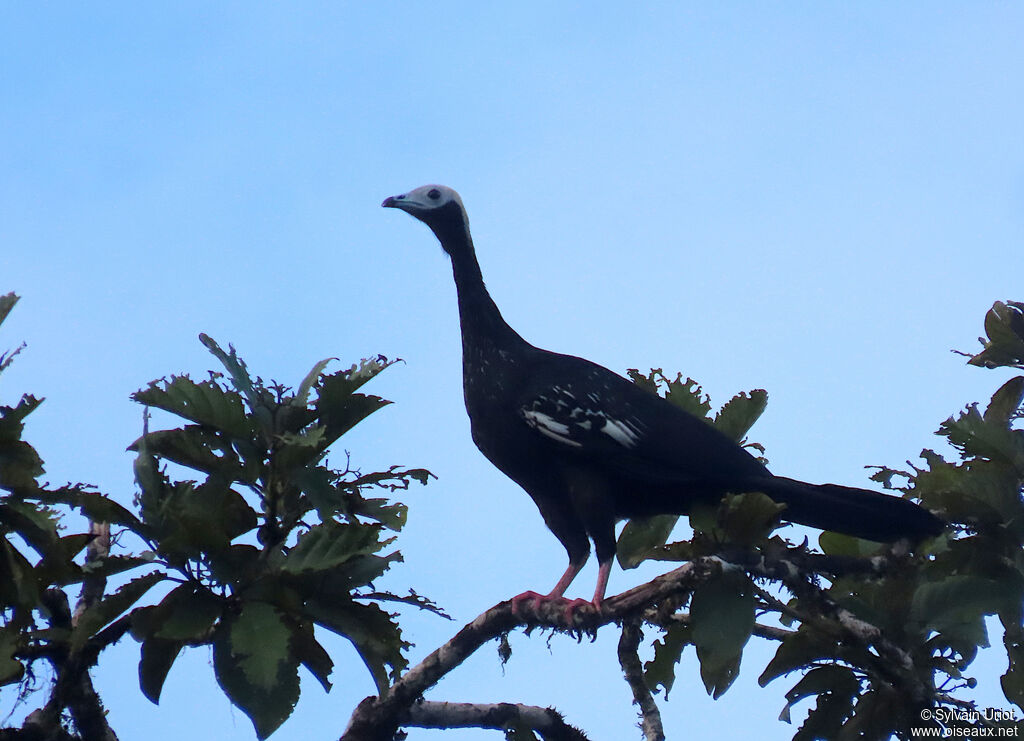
[757,476,944,542]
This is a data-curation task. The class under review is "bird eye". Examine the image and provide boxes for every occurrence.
[428,188,441,200]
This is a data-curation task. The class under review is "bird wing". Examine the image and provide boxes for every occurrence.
[515,352,769,485]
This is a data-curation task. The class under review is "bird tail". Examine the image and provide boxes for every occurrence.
[755,476,944,542]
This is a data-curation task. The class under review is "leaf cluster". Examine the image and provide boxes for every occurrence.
[610,301,1024,740]
[127,336,438,738]
[0,295,436,740]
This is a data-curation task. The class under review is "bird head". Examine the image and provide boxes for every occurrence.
[382,185,470,255]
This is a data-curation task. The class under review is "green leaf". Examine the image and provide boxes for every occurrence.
[213,602,300,740]
[369,588,451,619]
[716,492,786,546]
[316,373,392,449]
[133,376,252,439]
[0,630,24,686]
[128,427,254,483]
[307,596,408,694]
[0,394,42,443]
[713,389,768,442]
[346,466,434,493]
[34,532,91,587]
[643,621,691,698]
[0,538,41,611]
[940,404,1024,472]
[139,471,257,558]
[293,465,425,527]
[279,522,389,575]
[837,689,902,741]
[778,664,860,724]
[272,427,329,472]
[628,369,714,421]
[986,376,1024,425]
[690,569,754,698]
[912,453,1017,525]
[325,356,397,397]
[791,676,860,740]
[294,358,336,406]
[164,479,258,550]
[298,552,403,598]
[0,293,19,330]
[0,499,59,555]
[759,627,838,688]
[139,637,185,703]
[198,334,261,409]
[288,621,333,692]
[616,514,679,569]
[42,488,147,534]
[968,301,1024,369]
[208,544,261,586]
[818,531,883,558]
[151,585,223,642]
[910,575,1013,638]
[70,572,165,652]
[0,395,45,493]
[350,498,408,531]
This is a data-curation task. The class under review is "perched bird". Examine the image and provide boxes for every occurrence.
[383,185,943,612]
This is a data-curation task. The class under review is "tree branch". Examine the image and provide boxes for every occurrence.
[340,559,719,740]
[617,621,664,741]
[72,521,110,625]
[405,700,590,740]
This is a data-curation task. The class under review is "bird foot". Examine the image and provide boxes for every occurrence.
[510,591,548,616]
[510,592,601,624]
[561,597,600,624]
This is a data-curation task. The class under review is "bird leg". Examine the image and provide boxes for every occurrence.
[559,558,613,623]
[511,558,586,616]
[511,557,612,623]
[591,558,612,608]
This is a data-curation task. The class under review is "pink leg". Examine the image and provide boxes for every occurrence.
[591,559,612,609]
[562,559,613,623]
[511,558,586,615]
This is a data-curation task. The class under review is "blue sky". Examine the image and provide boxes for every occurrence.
[2,3,1023,739]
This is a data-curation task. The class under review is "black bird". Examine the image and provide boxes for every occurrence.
[383,185,943,611]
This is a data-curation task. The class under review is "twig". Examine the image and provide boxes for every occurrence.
[656,611,794,642]
[617,621,665,741]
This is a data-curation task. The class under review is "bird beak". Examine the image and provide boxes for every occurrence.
[381,194,404,209]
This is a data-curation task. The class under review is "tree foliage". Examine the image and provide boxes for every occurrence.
[597,301,1024,739]
[0,293,434,740]
[3,294,1023,741]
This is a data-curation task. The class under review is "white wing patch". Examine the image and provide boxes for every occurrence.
[601,417,642,449]
[521,383,648,452]
[522,409,583,448]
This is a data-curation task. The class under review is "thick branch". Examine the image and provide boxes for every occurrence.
[61,671,119,741]
[35,521,120,741]
[341,545,936,739]
[406,701,589,740]
[340,559,718,740]
[617,621,664,741]
[72,521,110,625]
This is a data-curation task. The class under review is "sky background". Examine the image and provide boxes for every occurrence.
[2,3,1023,740]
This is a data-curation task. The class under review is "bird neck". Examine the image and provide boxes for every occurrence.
[436,219,527,356]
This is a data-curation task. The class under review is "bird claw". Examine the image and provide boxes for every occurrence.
[510,592,601,624]
[510,591,547,616]
[560,597,599,624]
